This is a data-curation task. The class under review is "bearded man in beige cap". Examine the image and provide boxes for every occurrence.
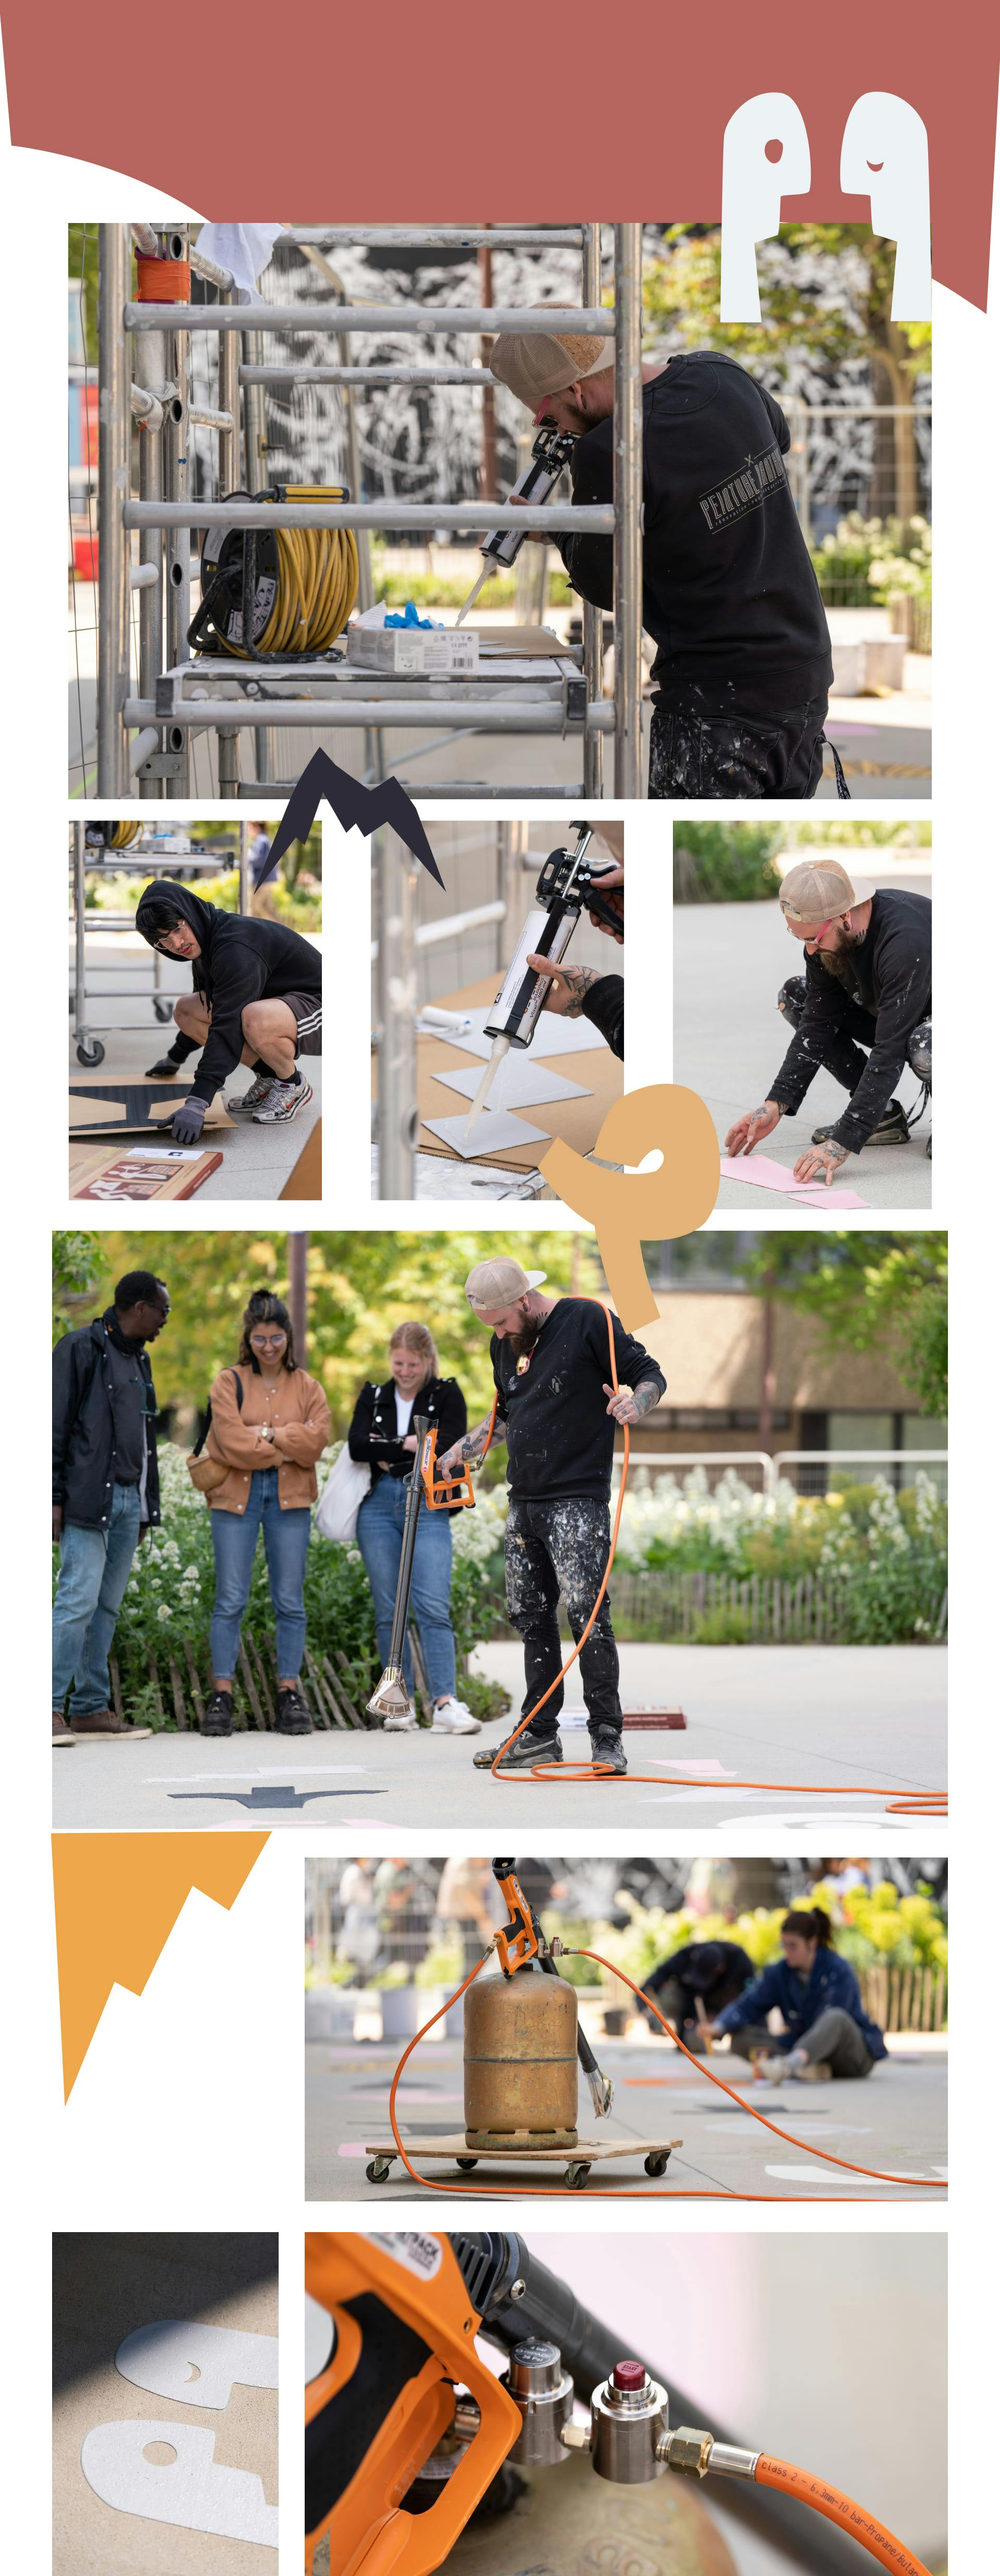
[437,1259,665,1775]
[724,857,932,1184]
[489,323,839,800]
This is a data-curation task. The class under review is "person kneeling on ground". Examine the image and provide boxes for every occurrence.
[135,879,321,1141]
[640,1937,754,2049]
[438,1258,666,1779]
[199,1291,330,1738]
[347,1320,479,1735]
[725,858,932,1186]
[702,1904,888,2082]
[52,1270,171,1743]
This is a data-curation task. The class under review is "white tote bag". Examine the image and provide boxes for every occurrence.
[314,1447,372,1545]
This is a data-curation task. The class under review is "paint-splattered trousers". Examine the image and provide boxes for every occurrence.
[648,685,835,800]
[504,1493,620,1735]
[728,2008,876,2078]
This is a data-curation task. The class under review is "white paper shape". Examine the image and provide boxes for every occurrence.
[431,1059,590,1109]
[81,2420,278,2546]
[720,94,811,320]
[116,2320,279,2408]
[841,94,931,320]
[423,1108,552,1160]
[439,1006,608,1061]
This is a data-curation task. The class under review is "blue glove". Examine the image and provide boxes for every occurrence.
[171,1096,207,1146]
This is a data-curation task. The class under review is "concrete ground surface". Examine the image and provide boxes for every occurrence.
[305,2024,946,2203]
[673,886,932,1210]
[69,932,321,1199]
[52,1642,945,1831]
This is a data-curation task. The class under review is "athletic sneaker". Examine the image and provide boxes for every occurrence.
[383,1702,419,1732]
[754,2052,791,2083]
[201,1690,234,1737]
[812,1098,909,1149]
[252,1075,314,1124]
[792,2058,833,2083]
[275,1686,312,1735]
[226,1072,276,1117]
[430,1696,481,1735]
[590,1725,628,1776]
[474,1724,562,1772]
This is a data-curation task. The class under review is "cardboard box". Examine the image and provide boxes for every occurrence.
[346,624,480,676]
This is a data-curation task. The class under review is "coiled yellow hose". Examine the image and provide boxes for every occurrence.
[104,820,142,849]
[209,488,359,658]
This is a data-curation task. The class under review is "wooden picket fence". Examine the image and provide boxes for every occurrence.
[107,1635,380,1731]
[859,1963,947,2033]
[601,1567,948,1642]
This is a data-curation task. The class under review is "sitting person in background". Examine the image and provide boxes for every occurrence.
[702,1905,887,2082]
[640,1937,754,2050]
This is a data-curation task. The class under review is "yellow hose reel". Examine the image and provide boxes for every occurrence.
[191,486,359,660]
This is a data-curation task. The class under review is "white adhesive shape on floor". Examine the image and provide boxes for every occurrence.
[81,2421,278,2546]
[116,2320,279,2407]
[763,2163,945,2185]
[440,1007,608,1061]
[431,1058,591,1109]
[423,1108,552,1159]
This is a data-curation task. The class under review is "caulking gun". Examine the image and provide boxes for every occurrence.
[464,822,622,1140]
[456,424,577,623]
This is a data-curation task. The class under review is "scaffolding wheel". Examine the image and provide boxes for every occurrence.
[565,2161,591,2191]
[154,998,174,1023]
[76,1039,105,1066]
[366,2158,394,2185]
[456,2158,478,2172]
[644,2151,671,2178]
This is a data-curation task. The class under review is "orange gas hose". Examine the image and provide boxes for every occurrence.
[477,1298,946,1819]
[383,1950,945,2198]
[753,2456,932,2576]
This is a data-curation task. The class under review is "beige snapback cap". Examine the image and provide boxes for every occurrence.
[488,321,615,412]
[465,1258,548,1311]
[778,858,866,924]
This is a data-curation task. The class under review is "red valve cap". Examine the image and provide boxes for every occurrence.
[612,2360,646,2392]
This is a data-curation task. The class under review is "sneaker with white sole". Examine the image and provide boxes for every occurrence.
[252,1075,313,1124]
[383,1701,419,1732]
[226,1072,276,1117]
[430,1696,481,1735]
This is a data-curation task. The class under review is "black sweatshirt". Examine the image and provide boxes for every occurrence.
[555,354,832,713]
[135,881,321,1106]
[769,888,932,1153]
[491,1299,665,1501]
[582,973,623,1060]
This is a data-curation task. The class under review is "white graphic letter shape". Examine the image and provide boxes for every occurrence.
[720,94,811,320]
[840,93,931,319]
[81,2420,278,2546]
[115,2319,279,2409]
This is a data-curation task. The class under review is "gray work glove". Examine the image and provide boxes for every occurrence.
[146,1055,181,1077]
[171,1096,207,1145]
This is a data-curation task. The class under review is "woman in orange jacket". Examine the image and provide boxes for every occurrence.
[201,1290,330,1738]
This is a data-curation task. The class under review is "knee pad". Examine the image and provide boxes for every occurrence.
[778,975,808,1026]
[907,1018,932,1084]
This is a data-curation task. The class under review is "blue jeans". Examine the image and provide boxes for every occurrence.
[356,1471,456,1700]
[52,1482,142,1715]
[209,1469,311,1679]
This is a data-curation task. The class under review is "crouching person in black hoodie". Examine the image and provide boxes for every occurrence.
[135,880,322,1144]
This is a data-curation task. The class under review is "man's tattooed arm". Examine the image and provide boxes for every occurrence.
[631,1377,662,1416]
[549,965,599,1018]
[461,1411,505,1461]
[604,1375,664,1424]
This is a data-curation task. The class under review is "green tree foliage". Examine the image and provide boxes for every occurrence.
[735,1233,947,1415]
[52,1231,106,1343]
[644,224,930,378]
[674,819,931,902]
[71,1231,602,1428]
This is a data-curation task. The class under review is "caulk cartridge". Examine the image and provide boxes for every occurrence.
[485,824,597,1050]
[480,425,577,567]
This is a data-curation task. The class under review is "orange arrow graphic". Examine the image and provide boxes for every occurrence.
[53,1833,269,2099]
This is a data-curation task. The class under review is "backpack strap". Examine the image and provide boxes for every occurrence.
[192,1367,244,1456]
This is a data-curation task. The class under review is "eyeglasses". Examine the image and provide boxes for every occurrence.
[249,1332,287,1349]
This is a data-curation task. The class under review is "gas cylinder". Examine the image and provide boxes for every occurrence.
[464,1967,579,2146]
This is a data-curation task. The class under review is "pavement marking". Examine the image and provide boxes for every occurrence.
[144,1764,372,1781]
[764,2163,945,2185]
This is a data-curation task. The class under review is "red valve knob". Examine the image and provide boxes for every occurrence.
[612,2360,646,2392]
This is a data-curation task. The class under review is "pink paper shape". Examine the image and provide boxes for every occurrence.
[720,1154,869,1209]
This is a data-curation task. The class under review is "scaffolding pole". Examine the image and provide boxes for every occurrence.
[125,303,615,335]
[613,222,644,798]
[374,830,418,1198]
[97,224,130,794]
[582,221,605,799]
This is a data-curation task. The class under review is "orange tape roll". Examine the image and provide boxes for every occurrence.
[135,256,192,304]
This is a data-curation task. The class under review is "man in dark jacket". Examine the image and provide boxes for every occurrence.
[52,1270,170,1744]
[439,1258,666,1778]
[489,327,836,800]
[706,1908,888,2080]
[640,1939,754,2048]
[136,880,322,1144]
[726,858,932,1185]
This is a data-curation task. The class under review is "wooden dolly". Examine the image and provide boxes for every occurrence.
[362,2132,682,2191]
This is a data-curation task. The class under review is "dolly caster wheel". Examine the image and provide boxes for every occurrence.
[76,1039,105,1066]
[366,2158,393,2184]
[644,2151,671,2178]
[154,998,174,1023]
[565,2162,591,2190]
[456,2158,478,2172]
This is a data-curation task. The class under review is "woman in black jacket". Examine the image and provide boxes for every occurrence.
[348,1322,479,1737]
